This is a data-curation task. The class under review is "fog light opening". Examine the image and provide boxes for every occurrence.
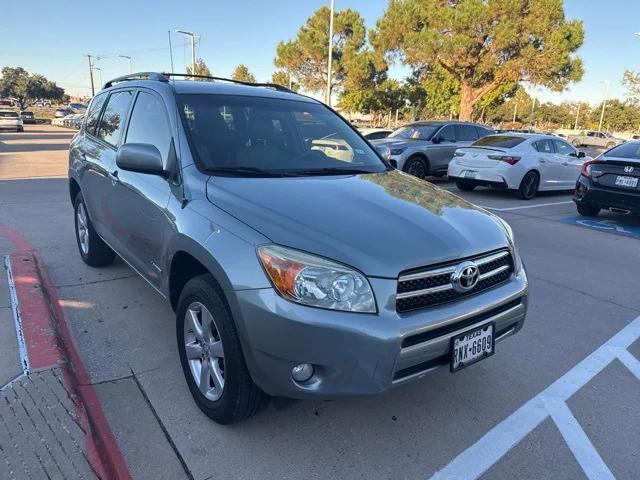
[291,363,314,383]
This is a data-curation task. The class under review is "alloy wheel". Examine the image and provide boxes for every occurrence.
[76,202,89,255]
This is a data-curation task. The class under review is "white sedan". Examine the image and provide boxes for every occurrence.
[448,133,589,199]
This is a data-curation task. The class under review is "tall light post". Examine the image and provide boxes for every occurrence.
[118,55,132,74]
[176,30,198,76]
[92,67,102,88]
[598,80,610,132]
[326,0,335,106]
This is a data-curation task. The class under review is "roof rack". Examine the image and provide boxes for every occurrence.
[102,71,295,94]
[103,72,168,89]
[160,73,295,93]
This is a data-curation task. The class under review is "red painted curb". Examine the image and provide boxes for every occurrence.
[2,223,132,480]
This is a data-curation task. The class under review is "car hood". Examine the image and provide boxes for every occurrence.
[206,170,509,277]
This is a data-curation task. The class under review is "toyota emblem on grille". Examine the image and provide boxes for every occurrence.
[624,166,634,173]
[451,261,480,292]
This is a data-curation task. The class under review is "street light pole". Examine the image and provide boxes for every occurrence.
[118,55,132,74]
[326,0,335,106]
[176,30,198,76]
[598,80,610,133]
[86,55,95,96]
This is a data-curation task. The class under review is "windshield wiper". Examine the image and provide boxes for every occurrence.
[205,167,295,177]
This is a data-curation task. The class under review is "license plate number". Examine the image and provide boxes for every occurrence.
[615,176,638,188]
[450,323,495,372]
[464,170,478,179]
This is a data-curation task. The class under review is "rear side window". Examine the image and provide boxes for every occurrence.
[96,91,133,146]
[473,135,526,149]
[84,93,107,134]
[125,92,172,162]
[456,124,479,141]
[533,139,555,153]
[604,142,640,159]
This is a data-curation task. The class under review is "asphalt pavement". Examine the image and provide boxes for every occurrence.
[1,125,639,479]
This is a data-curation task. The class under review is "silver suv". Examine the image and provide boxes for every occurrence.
[68,72,528,424]
[371,121,494,177]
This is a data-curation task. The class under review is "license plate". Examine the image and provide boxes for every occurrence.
[464,170,478,179]
[450,323,495,372]
[615,176,638,188]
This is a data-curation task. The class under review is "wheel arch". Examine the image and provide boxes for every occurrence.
[402,153,430,174]
[69,177,81,204]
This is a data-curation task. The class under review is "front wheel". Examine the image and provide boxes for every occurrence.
[577,203,600,217]
[403,156,429,179]
[455,179,476,191]
[516,171,540,200]
[176,274,268,424]
[73,193,115,267]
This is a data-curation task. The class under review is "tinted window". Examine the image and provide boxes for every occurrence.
[533,139,555,153]
[177,94,386,175]
[97,91,133,146]
[476,126,494,138]
[554,140,575,155]
[125,92,172,162]
[604,142,640,159]
[0,111,19,118]
[389,124,440,140]
[586,132,595,137]
[365,131,389,140]
[438,125,456,142]
[473,135,526,149]
[456,124,479,141]
[84,93,107,135]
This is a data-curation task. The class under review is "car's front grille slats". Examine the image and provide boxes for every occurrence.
[396,249,513,313]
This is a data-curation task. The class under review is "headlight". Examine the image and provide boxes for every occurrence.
[390,148,405,156]
[257,245,376,313]
[376,145,391,160]
[494,217,522,272]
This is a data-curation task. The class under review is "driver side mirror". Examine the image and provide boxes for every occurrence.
[116,143,166,176]
[578,151,586,158]
[431,136,441,144]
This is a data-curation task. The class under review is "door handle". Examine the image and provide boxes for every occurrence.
[562,162,569,166]
[539,159,547,163]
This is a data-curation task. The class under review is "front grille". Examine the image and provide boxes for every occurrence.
[396,249,513,313]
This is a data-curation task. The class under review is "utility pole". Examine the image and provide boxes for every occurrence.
[86,55,95,96]
[530,96,537,128]
[326,0,335,106]
[512,103,517,123]
[118,55,132,74]
[574,102,581,130]
[598,80,610,132]
[176,30,198,76]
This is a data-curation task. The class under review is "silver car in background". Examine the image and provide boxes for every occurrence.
[371,121,494,178]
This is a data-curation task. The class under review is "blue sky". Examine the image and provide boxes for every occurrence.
[1,0,638,104]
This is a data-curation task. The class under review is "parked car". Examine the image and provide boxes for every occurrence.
[63,114,85,129]
[371,121,494,178]
[448,133,588,199]
[20,110,36,124]
[69,72,528,424]
[0,110,24,132]
[574,141,640,216]
[69,102,87,111]
[54,108,74,118]
[359,127,393,141]
[568,130,624,149]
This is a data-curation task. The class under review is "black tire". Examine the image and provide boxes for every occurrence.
[577,203,600,217]
[73,192,115,267]
[516,171,540,200]
[176,274,268,424]
[403,156,429,178]
[455,179,476,191]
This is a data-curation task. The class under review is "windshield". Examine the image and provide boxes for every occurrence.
[472,135,526,149]
[0,111,19,118]
[389,124,440,140]
[177,94,387,176]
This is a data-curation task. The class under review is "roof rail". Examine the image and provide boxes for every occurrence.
[160,73,295,93]
[103,72,169,89]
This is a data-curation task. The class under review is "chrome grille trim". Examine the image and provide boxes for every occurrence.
[396,283,453,300]
[478,264,510,281]
[398,250,508,283]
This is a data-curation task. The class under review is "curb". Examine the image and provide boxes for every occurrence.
[8,249,132,480]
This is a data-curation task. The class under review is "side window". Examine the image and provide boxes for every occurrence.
[84,93,107,135]
[476,126,493,138]
[533,139,555,153]
[586,131,595,137]
[125,92,172,162]
[438,125,456,142]
[554,140,575,156]
[456,124,479,141]
[96,91,133,146]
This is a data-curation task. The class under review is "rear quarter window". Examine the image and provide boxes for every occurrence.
[472,135,526,149]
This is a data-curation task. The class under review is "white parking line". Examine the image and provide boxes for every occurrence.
[2,255,29,390]
[480,200,573,212]
[430,314,640,480]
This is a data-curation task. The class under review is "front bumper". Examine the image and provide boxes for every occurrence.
[575,176,640,213]
[230,264,528,399]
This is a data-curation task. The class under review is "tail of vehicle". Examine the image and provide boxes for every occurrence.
[453,147,520,168]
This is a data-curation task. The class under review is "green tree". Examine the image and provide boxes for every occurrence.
[231,64,257,83]
[0,67,65,108]
[588,99,640,132]
[271,70,299,91]
[622,70,640,107]
[186,59,212,79]
[371,0,584,121]
[274,6,373,96]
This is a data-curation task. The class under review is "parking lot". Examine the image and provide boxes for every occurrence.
[2,125,640,479]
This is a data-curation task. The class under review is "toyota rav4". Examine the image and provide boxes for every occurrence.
[68,72,528,424]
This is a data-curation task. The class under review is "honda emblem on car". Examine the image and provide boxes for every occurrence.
[624,166,634,173]
[451,261,480,292]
